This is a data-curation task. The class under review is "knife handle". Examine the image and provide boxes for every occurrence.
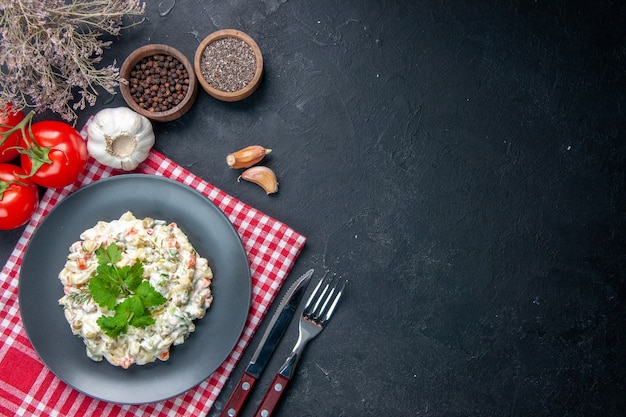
[253,373,291,417]
[219,372,257,417]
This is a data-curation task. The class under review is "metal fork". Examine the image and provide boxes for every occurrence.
[253,274,345,417]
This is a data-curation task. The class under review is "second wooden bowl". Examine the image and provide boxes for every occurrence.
[194,30,263,102]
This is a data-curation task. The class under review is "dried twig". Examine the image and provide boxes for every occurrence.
[0,0,145,122]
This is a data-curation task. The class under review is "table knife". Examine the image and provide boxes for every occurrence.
[219,269,314,417]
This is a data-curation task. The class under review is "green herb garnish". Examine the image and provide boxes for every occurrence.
[89,242,167,338]
[66,291,91,305]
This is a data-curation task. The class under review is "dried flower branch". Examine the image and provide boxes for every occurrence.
[0,0,145,122]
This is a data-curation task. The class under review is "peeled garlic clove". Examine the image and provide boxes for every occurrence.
[239,166,278,194]
[226,146,272,169]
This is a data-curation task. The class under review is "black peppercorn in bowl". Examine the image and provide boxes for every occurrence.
[194,29,263,102]
[120,44,198,122]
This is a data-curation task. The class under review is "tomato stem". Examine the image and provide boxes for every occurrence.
[0,177,32,200]
[1,110,33,137]
[0,110,32,147]
[0,180,8,199]
[18,141,55,179]
[7,111,71,179]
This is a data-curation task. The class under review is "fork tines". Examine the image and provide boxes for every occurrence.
[303,273,345,323]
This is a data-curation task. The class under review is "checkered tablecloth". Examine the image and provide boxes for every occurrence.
[0,123,307,416]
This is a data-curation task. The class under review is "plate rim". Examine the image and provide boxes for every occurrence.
[18,174,251,404]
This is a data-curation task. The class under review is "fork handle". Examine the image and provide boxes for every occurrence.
[253,373,291,417]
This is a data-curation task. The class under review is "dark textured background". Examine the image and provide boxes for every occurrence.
[2,1,625,416]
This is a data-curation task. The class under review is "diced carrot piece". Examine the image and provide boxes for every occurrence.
[77,257,88,270]
[186,254,196,269]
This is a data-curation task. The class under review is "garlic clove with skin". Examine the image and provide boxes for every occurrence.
[238,166,278,194]
[87,107,155,171]
[226,145,272,169]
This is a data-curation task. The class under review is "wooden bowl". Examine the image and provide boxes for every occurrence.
[194,29,263,102]
[120,44,198,122]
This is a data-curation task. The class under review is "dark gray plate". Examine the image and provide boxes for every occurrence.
[18,174,251,404]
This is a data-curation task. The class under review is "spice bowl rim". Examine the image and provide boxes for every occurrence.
[194,29,264,102]
[119,43,198,122]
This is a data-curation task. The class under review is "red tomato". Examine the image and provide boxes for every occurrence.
[0,105,26,163]
[0,163,39,230]
[20,121,88,188]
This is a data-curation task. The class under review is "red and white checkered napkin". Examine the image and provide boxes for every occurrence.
[0,127,306,416]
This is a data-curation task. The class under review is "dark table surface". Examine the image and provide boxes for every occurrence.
[2,1,625,416]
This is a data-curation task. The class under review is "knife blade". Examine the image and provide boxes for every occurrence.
[219,269,314,417]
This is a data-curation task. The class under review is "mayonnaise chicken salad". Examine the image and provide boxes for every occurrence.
[58,211,213,368]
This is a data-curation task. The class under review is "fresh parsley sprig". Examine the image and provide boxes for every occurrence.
[88,242,167,338]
